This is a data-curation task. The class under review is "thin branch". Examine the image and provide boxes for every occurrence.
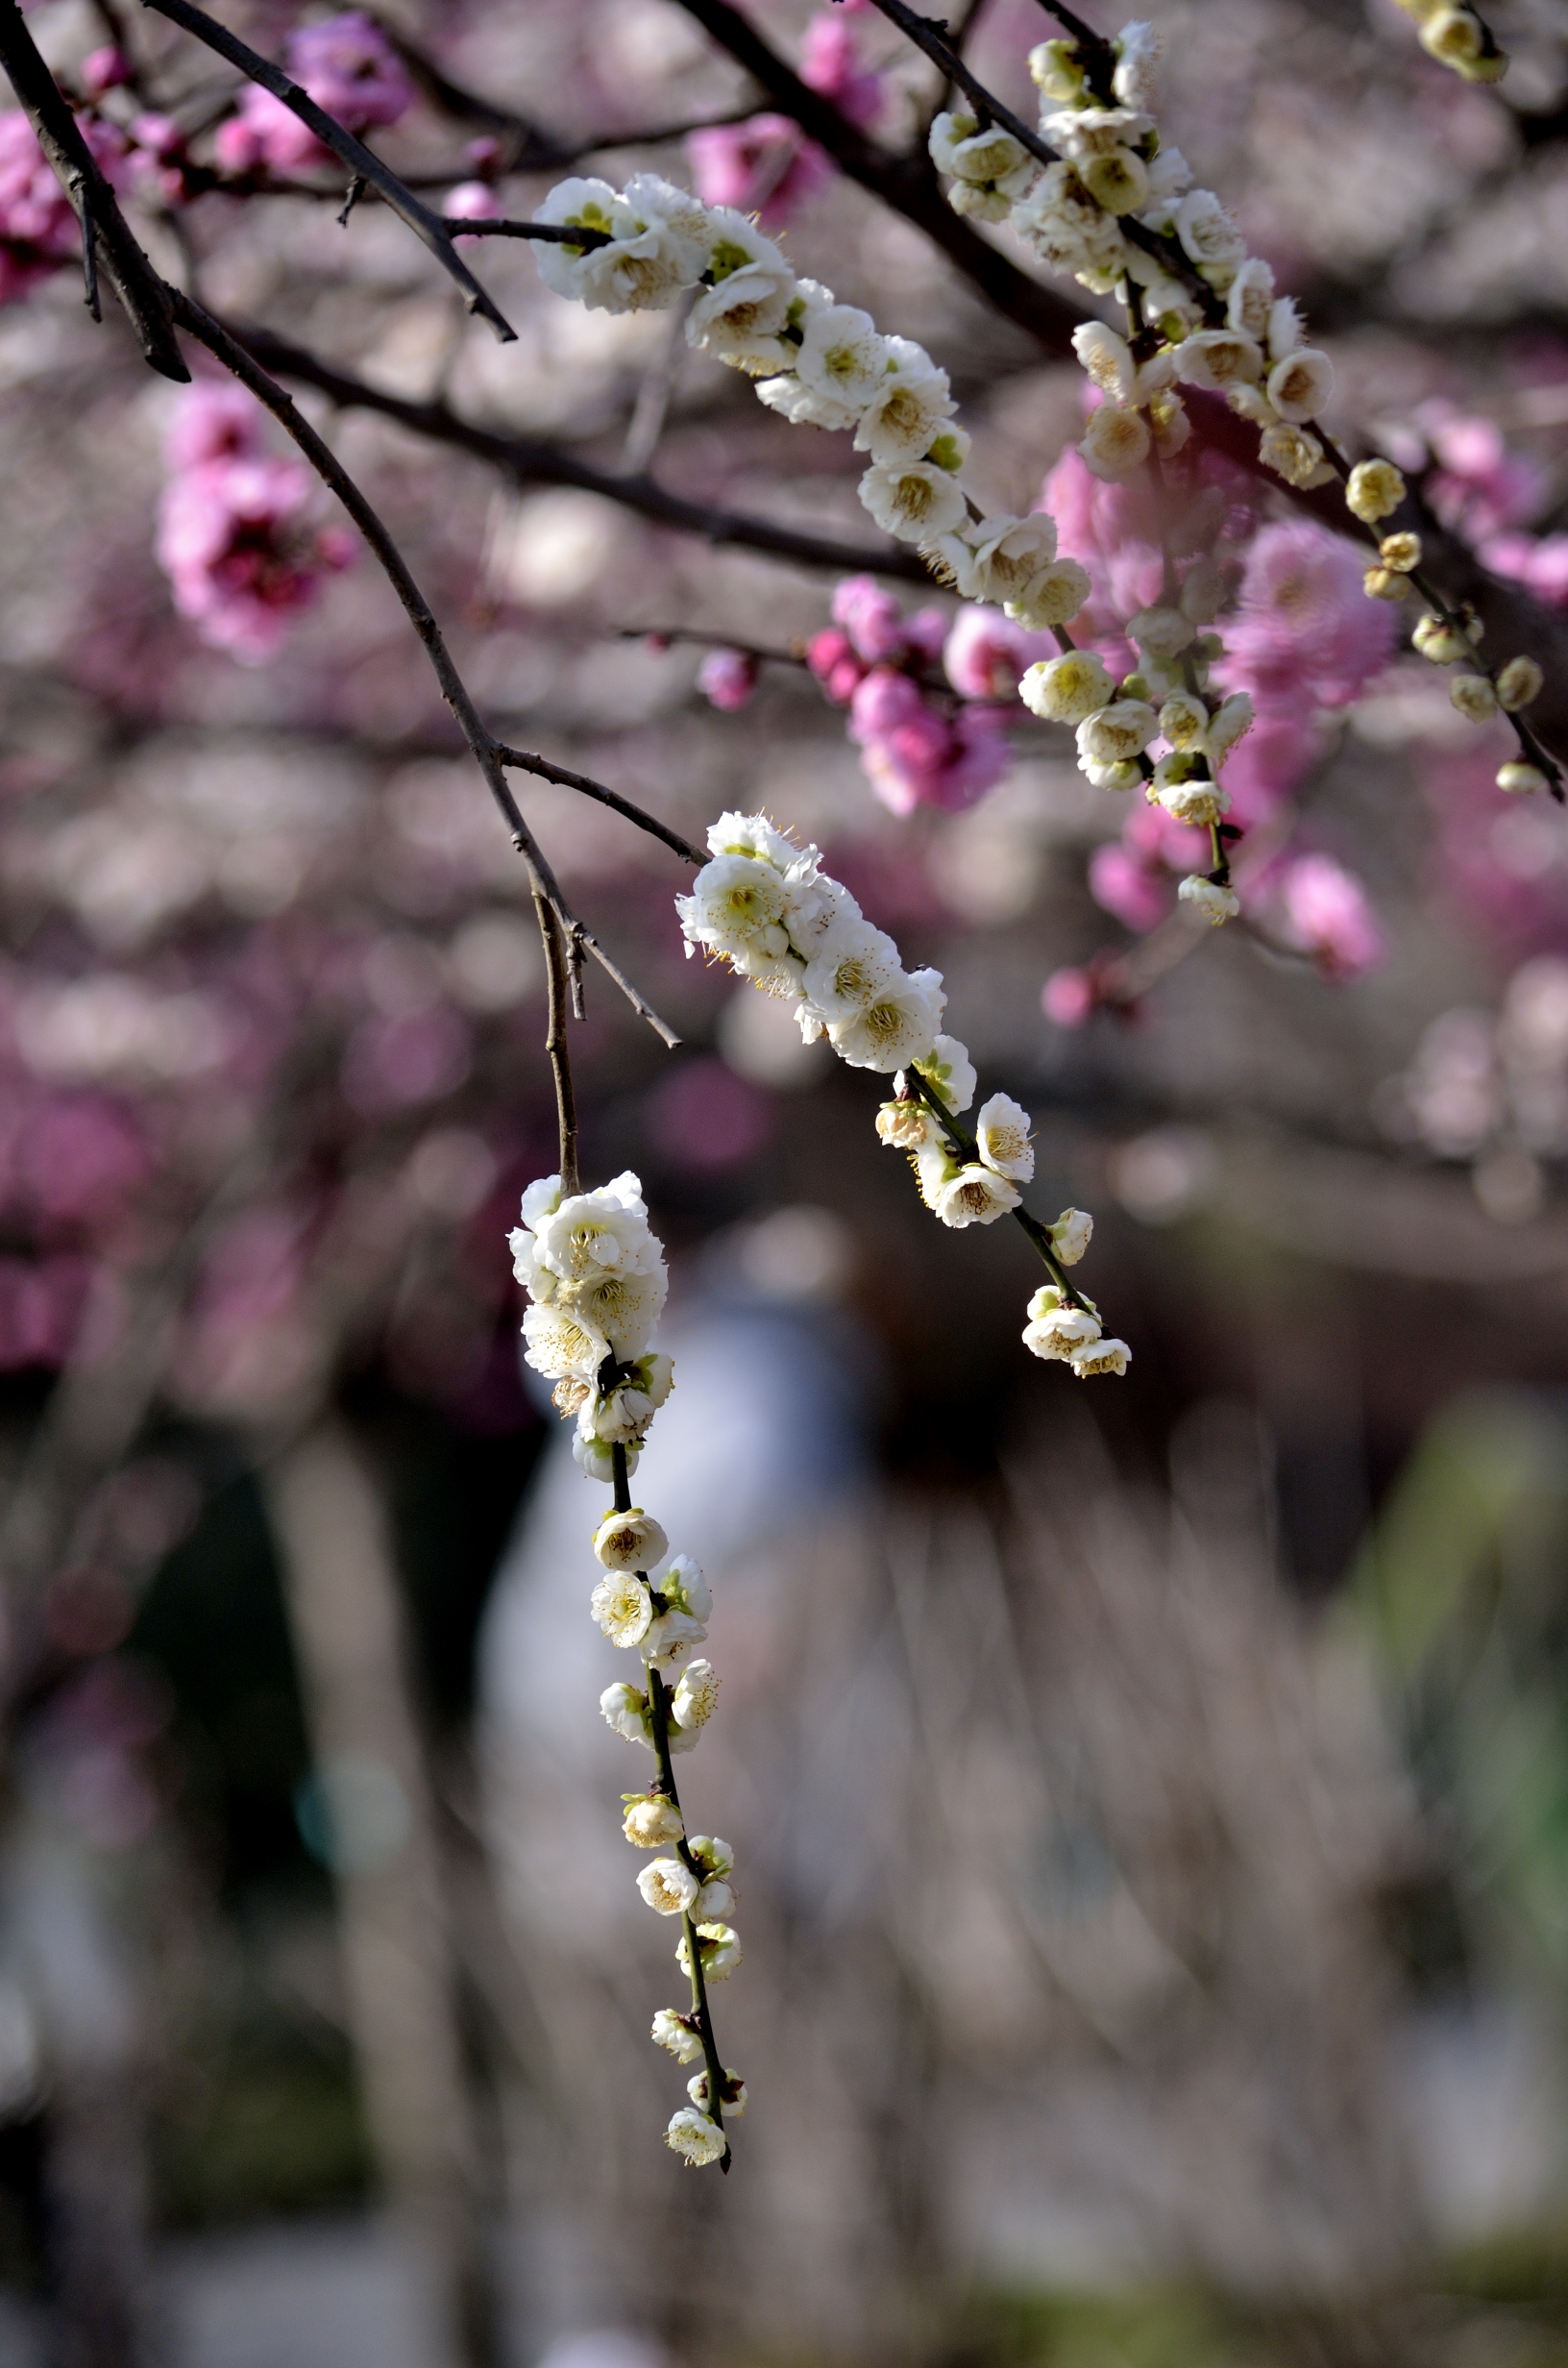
[0,0,188,378]
[619,624,808,672]
[536,895,580,1195]
[137,0,518,341]
[170,292,682,1048]
[498,747,705,867]
[222,319,932,583]
[439,215,613,246]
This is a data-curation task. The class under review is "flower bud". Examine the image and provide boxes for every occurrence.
[1379,531,1422,572]
[689,1834,734,1879]
[1419,6,1485,67]
[1029,37,1086,101]
[676,1921,743,1981]
[600,1680,654,1747]
[1081,147,1150,214]
[876,1098,933,1151]
[1363,566,1409,602]
[1450,674,1498,724]
[1345,458,1406,524]
[1412,613,1471,663]
[688,2066,747,2118]
[624,1793,685,1847]
[592,1507,669,1571]
[1498,761,1548,795]
[1128,605,1195,660]
[651,2007,705,2062]
[1050,1208,1093,1265]
[1497,655,1544,711]
[1159,693,1210,749]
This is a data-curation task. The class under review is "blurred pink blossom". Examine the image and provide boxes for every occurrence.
[1270,851,1386,981]
[1479,530,1568,608]
[1089,840,1171,934]
[697,647,758,710]
[1042,966,1097,1027]
[1422,406,1547,543]
[1221,519,1398,715]
[157,383,355,660]
[81,46,129,96]
[943,605,1057,699]
[688,114,832,228]
[0,109,125,303]
[214,12,412,176]
[798,12,884,129]
[850,673,1010,815]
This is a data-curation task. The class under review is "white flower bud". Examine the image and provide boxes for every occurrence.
[876,1098,934,1151]
[600,1680,654,1747]
[1070,1336,1131,1377]
[1450,674,1498,724]
[1498,656,1544,711]
[912,1034,977,1115]
[1030,38,1087,103]
[1077,700,1159,764]
[1259,422,1326,488]
[975,1093,1036,1183]
[1363,567,1410,603]
[1049,1208,1093,1264]
[1419,6,1484,66]
[665,2107,726,2166]
[651,2007,705,2062]
[1498,762,1548,794]
[689,1835,734,1879]
[1020,651,1115,725]
[1345,458,1406,523]
[1128,605,1195,659]
[1379,531,1422,574]
[688,2067,747,2119]
[694,1877,735,1921]
[660,1552,712,1621]
[1412,612,1474,663]
[624,1793,685,1847]
[574,1432,637,1484]
[677,1921,743,1981]
[1178,876,1240,925]
[592,1508,669,1572]
[1022,1284,1101,1361]
[637,1856,698,1916]
[591,1569,654,1647]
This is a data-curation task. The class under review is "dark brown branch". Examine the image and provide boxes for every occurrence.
[440,216,613,247]
[0,0,188,378]
[536,895,580,1195]
[170,292,682,1047]
[498,747,705,867]
[668,0,1082,356]
[137,0,518,341]
[221,319,932,583]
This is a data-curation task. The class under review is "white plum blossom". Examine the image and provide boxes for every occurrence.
[755,373,862,432]
[666,2108,726,2166]
[1178,875,1241,925]
[975,1093,1035,1182]
[1023,1286,1103,1362]
[1173,188,1247,280]
[533,1172,659,1282]
[853,341,957,463]
[925,512,1065,611]
[858,459,968,543]
[593,1507,669,1572]
[677,1922,743,1981]
[592,1569,653,1647]
[1049,1208,1093,1264]
[625,1795,685,1848]
[828,967,946,1072]
[1071,1336,1133,1377]
[534,178,694,313]
[637,1857,699,1917]
[1265,347,1335,423]
[652,2008,705,2063]
[1077,701,1159,764]
[1079,403,1151,479]
[600,1681,654,1747]
[521,1298,608,1383]
[801,921,903,1020]
[795,304,890,410]
[672,1658,720,1737]
[1021,651,1115,724]
[911,1034,976,1115]
[1071,321,1176,408]
[934,1164,1021,1227]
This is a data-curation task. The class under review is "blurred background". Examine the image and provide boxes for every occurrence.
[5,0,1568,2362]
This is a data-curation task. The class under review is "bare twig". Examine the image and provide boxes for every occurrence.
[223,320,933,583]
[536,896,580,1194]
[137,0,518,340]
[439,215,613,247]
[497,747,705,867]
[0,0,188,378]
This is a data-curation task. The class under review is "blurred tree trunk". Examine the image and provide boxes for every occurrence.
[261,1418,494,2368]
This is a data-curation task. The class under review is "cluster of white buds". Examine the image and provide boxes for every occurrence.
[533,171,1090,629]
[1392,0,1507,80]
[510,1172,740,2169]
[678,810,1128,1375]
[1345,460,1553,792]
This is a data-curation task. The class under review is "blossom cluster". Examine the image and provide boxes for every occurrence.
[806,577,1014,814]
[156,382,355,662]
[508,1172,740,2168]
[675,811,1129,1373]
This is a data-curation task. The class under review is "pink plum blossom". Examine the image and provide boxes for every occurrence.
[943,606,1057,700]
[688,115,832,229]
[697,648,758,710]
[214,12,412,176]
[798,13,884,130]
[1042,966,1097,1027]
[1089,841,1172,934]
[1270,851,1386,981]
[0,109,126,305]
[1221,519,1398,715]
[157,383,355,661]
[848,669,1009,814]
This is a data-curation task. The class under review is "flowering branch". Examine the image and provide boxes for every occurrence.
[0,0,187,378]
[137,0,519,340]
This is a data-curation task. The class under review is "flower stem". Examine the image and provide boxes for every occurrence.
[610,1442,732,2171]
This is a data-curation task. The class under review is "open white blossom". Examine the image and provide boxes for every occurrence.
[592,1570,653,1647]
[672,1659,720,1735]
[1071,1337,1132,1377]
[925,512,1063,610]
[570,1263,668,1360]
[534,178,694,313]
[677,1922,743,1981]
[1079,403,1151,479]
[641,1601,707,1671]
[1173,188,1247,280]
[1077,701,1159,764]
[1006,556,1091,629]
[666,2107,726,2166]
[852,340,956,463]
[1113,20,1162,109]
[1265,347,1335,423]
[521,1298,609,1384]
[975,1093,1036,1182]
[1021,651,1115,724]
[637,1857,699,1917]
[659,1552,713,1622]
[754,373,862,432]
[828,968,946,1073]
[1023,1287,1103,1362]
[676,853,788,962]
[1071,321,1176,409]
[693,1876,735,1922]
[532,1172,659,1283]
[934,1164,1020,1227]
[1172,329,1262,392]
[877,1098,934,1152]
[795,304,890,410]
[801,921,903,1020]
[1178,875,1241,925]
[858,459,968,543]
[593,1507,669,1572]
[1226,258,1275,342]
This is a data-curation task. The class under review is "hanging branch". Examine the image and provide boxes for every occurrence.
[137,0,518,340]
